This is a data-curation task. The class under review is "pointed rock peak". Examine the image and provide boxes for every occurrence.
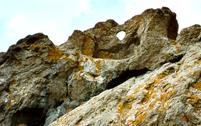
[16,33,53,47]
[0,33,55,64]
[94,19,118,29]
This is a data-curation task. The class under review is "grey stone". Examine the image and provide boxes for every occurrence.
[0,7,200,126]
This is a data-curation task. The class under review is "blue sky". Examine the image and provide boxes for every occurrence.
[0,0,201,52]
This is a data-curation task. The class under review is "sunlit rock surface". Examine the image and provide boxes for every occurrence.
[0,7,200,126]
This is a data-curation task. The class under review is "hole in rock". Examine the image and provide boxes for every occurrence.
[106,68,149,89]
[11,108,46,126]
[169,54,184,63]
[116,31,126,41]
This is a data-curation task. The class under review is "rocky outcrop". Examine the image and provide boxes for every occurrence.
[56,52,201,125]
[60,7,178,60]
[0,33,77,126]
[50,30,201,125]
[59,6,180,109]
[0,7,200,126]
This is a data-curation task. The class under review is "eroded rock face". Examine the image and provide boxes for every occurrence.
[50,42,201,126]
[0,7,200,126]
[0,33,76,126]
[59,7,181,111]
[60,7,178,61]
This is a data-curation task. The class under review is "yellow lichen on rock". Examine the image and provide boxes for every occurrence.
[48,47,63,61]
[132,110,147,126]
[159,90,176,112]
[98,51,113,59]
[82,36,94,56]
[117,99,132,115]
[192,81,201,90]
[95,60,102,74]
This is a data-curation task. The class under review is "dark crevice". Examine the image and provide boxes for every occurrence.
[11,108,46,126]
[167,13,178,40]
[127,31,140,46]
[169,54,184,63]
[106,68,149,89]
[54,100,64,108]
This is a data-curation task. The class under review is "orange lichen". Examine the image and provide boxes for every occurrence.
[30,44,41,50]
[160,90,176,102]
[161,84,173,92]
[117,101,124,114]
[62,55,70,61]
[187,93,200,105]
[131,110,147,125]
[126,71,171,107]
[154,77,163,84]
[180,113,196,125]
[154,72,169,84]
[144,81,155,90]
[141,90,155,103]
[98,51,113,59]
[159,90,176,112]
[117,100,132,115]
[148,102,156,110]
[117,69,176,124]
[141,82,156,103]
[48,47,63,61]
[95,60,102,74]
[126,95,135,101]
[192,81,201,90]
[82,36,94,56]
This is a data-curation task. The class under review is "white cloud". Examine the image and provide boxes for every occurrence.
[2,0,92,50]
[5,15,67,45]
[7,15,26,29]
[6,15,29,38]
[77,0,91,14]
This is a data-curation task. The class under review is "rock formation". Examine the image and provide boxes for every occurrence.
[0,7,200,126]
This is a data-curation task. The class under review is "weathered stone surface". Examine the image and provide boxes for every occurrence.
[177,24,201,53]
[0,33,76,126]
[0,52,5,64]
[0,7,200,126]
[50,36,201,126]
[58,7,181,112]
[60,7,178,61]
